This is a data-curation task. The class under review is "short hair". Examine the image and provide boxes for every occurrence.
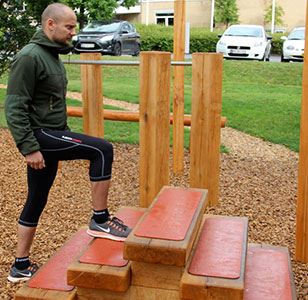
[41,3,73,27]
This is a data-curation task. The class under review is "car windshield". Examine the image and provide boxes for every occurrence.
[224,26,263,37]
[83,22,121,33]
[288,29,305,40]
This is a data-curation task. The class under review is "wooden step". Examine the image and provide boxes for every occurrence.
[244,243,297,300]
[124,186,208,267]
[180,214,249,300]
[67,207,145,293]
[15,228,93,300]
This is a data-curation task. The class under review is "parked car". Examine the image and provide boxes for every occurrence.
[72,20,141,56]
[281,27,305,62]
[216,24,272,61]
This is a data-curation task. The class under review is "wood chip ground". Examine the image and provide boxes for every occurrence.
[0,123,307,299]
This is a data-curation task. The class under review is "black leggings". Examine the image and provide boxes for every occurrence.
[19,129,113,227]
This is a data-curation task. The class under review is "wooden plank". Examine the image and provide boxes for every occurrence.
[244,243,297,300]
[66,106,227,127]
[296,0,308,263]
[139,51,171,208]
[124,186,208,266]
[130,286,180,300]
[189,53,223,206]
[15,285,77,300]
[67,260,131,292]
[80,53,103,138]
[173,0,186,174]
[180,215,248,300]
[131,261,183,290]
[77,287,130,300]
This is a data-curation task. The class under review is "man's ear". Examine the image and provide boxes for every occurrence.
[46,18,56,31]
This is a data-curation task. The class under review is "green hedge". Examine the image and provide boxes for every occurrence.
[135,24,286,55]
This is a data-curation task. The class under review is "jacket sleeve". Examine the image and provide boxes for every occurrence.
[5,54,40,156]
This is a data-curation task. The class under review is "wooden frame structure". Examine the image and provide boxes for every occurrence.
[66,51,223,207]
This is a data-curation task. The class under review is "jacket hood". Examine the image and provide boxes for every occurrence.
[30,29,73,54]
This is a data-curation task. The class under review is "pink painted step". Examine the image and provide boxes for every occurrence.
[244,244,297,300]
[28,228,93,291]
[134,187,203,241]
[180,215,248,300]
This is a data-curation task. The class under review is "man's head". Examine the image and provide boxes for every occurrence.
[41,3,77,46]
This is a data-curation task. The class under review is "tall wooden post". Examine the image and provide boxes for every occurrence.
[80,53,104,138]
[190,53,223,206]
[295,1,308,263]
[139,52,171,207]
[173,0,186,174]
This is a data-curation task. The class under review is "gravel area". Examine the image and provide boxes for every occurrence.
[0,114,307,298]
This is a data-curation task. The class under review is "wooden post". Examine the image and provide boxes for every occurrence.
[173,0,186,174]
[139,52,171,207]
[295,2,308,263]
[80,53,104,138]
[190,53,223,206]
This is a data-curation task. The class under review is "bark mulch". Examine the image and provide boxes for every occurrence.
[0,127,307,299]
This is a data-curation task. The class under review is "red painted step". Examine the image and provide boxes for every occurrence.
[134,187,202,241]
[28,228,93,291]
[189,216,247,279]
[244,244,296,300]
[79,207,144,267]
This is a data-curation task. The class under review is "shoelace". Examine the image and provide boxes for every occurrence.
[108,216,128,232]
[28,262,39,274]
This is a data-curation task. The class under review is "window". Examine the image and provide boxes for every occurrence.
[156,12,174,26]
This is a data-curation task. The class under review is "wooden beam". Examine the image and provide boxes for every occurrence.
[139,52,171,207]
[295,1,308,263]
[80,53,103,138]
[173,0,186,174]
[190,53,223,206]
[66,106,227,128]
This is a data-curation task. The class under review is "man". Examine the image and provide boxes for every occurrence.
[5,3,131,283]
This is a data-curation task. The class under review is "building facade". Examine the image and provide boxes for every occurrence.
[116,0,306,31]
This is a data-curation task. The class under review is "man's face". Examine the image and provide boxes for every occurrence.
[48,11,77,45]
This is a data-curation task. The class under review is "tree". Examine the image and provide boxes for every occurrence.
[0,0,37,76]
[215,0,239,28]
[63,0,139,29]
[264,4,285,27]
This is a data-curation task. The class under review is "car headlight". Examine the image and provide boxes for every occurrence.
[218,40,226,46]
[99,35,114,43]
[72,35,78,42]
[253,41,263,47]
[286,45,295,50]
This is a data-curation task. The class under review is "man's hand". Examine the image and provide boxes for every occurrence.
[25,151,46,169]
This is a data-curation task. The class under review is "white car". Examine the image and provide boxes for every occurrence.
[281,27,305,62]
[216,25,272,61]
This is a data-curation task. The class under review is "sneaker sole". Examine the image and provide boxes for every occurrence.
[86,229,127,241]
[7,275,31,283]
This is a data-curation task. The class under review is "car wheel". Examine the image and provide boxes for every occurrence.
[281,54,289,62]
[113,42,122,56]
[132,44,140,57]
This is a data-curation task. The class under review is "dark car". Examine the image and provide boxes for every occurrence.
[72,20,141,56]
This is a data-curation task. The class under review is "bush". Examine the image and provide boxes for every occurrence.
[135,24,220,53]
[135,24,285,55]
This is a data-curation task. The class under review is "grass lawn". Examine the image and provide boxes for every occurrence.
[0,55,303,151]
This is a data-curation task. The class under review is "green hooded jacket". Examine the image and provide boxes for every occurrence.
[5,29,71,155]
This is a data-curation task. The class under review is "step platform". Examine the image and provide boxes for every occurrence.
[15,228,93,300]
[124,186,208,267]
[67,207,145,294]
[180,214,249,300]
[244,243,297,300]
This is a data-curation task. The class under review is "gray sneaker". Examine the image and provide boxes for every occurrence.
[87,216,132,241]
[7,262,39,283]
